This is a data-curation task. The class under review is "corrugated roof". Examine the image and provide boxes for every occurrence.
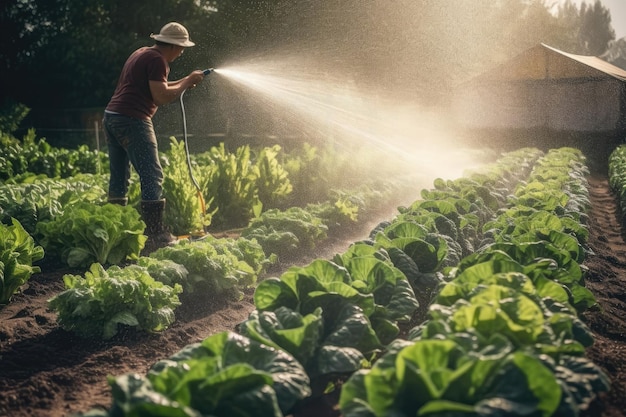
[470,43,626,83]
[542,43,626,82]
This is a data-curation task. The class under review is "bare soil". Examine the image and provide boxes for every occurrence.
[1,175,626,417]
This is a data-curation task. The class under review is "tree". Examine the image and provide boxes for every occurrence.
[0,0,218,108]
[579,0,615,55]
[553,0,615,55]
[0,0,618,133]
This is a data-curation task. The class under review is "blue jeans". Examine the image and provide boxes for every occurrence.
[103,113,164,201]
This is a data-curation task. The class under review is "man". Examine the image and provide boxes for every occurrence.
[103,22,205,251]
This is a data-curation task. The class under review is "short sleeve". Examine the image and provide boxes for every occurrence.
[146,55,169,83]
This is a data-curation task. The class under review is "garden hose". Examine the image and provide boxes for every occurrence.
[178,72,213,235]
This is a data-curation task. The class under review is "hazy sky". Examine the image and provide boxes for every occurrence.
[563,0,626,39]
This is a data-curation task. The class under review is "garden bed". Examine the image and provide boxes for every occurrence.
[1,175,625,417]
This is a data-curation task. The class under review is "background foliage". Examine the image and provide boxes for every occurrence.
[0,0,615,147]
[1,0,616,111]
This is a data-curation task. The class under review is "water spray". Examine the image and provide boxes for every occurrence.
[178,68,214,236]
[214,62,484,180]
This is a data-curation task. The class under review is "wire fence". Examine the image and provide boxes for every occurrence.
[14,106,325,153]
[15,122,311,156]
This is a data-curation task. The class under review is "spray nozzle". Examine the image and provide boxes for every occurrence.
[203,68,214,75]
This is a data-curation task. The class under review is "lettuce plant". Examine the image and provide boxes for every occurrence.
[162,137,215,235]
[242,207,328,260]
[425,277,591,354]
[333,243,420,341]
[454,240,596,311]
[254,259,375,317]
[0,218,44,305]
[0,175,107,235]
[200,143,263,228]
[373,220,450,273]
[609,145,626,212]
[136,256,189,287]
[48,263,182,339]
[0,129,105,180]
[36,201,146,267]
[254,144,293,209]
[150,237,266,301]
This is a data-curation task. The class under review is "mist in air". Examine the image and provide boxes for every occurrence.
[179,1,567,179]
[210,61,476,180]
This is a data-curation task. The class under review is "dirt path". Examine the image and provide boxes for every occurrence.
[581,175,626,417]
[1,175,626,417]
[0,269,256,417]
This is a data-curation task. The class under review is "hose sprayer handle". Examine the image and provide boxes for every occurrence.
[203,68,214,75]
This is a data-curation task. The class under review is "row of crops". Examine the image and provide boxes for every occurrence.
[49,146,605,417]
[1,124,611,416]
[608,144,626,215]
[1,129,416,306]
[0,133,409,236]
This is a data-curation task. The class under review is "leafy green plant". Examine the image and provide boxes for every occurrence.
[373,220,450,273]
[255,260,374,316]
[162,137,214,236]
[209,235,273,276]
[136,256,189,288]
[242,207,328,260]
[36,202,146,267]
[254,144,293,209]
[607,145,626,220]
[101,331,311,417]
[240,304,382,380]
[0,129,105,181]
[423,274,591,353]
[242,244,422,381]
[0,218,44,305]
[333,243,420,342]
[0,99,29,134]
[200,143,262,228]
[150,237,266,300]
[339,338,569,417]
[254,254,417,345]
[0,175,107,235]
[454,240,596,311]
[48,263,182,339]
[305,182,398,230]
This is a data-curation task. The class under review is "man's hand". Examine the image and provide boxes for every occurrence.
[187,70,205,89]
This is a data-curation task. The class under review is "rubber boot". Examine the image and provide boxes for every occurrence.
[107,197,128,206]
[141,199,177,254]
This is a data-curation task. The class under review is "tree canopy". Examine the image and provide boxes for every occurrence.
[0,0,617,111]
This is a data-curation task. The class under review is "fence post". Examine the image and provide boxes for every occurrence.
[94,120,101,175]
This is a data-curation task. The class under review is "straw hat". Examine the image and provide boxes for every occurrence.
[150,22,195,47]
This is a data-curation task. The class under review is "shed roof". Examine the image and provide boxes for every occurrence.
[473,43,626,83]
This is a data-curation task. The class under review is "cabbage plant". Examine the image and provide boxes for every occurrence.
[102,331,311,417]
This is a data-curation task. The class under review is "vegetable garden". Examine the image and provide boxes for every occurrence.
[2,127,626,417]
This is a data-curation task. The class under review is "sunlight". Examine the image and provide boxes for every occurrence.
[214,61,484,181]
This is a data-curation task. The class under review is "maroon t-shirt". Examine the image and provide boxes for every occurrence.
[106,47,169,120]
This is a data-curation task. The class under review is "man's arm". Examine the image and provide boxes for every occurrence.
[149,70,205,105]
